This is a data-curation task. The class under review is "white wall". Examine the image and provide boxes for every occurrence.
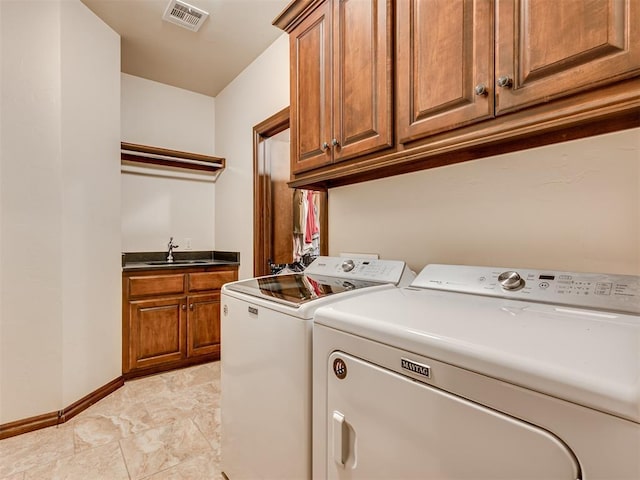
[330,128,640,275]
[121,73,216,154]
[60,0,121,407]
[0,0,3,417]
[1,0,63,423]
[214,34,290,279]
[0,0,121,423]
[121,74,217,252]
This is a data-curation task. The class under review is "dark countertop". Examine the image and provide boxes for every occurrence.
[122,250,240,271]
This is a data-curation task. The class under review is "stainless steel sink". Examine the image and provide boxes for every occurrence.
[145,260,210,265]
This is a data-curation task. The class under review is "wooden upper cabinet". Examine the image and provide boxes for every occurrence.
[397,0,639,143]
[397,0,494,143]
[496,0,640,113]
[332,0,394,161]
[276,0,639,189]
[289,0,393,174]
[290,1,332,172]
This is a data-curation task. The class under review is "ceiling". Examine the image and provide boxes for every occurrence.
[80,0,290,97]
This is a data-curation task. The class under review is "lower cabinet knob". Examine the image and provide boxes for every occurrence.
[497,75,513,88]
[474,83,488,96]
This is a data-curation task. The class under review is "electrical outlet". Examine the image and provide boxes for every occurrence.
[185,238,192,250]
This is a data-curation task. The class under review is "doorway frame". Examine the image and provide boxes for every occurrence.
[253,107,328,277]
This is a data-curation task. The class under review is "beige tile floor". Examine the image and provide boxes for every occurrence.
[0,362,223,480]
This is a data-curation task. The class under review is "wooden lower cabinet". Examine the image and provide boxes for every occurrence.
[123,266,237,378]
[187,292,221,357]
[129,296,186,370]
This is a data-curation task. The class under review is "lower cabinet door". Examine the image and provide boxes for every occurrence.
[129,296,186,370]
[187,292,221,357]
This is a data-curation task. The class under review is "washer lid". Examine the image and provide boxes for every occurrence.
[314,286,640,423]
[224,273,385,308]
[224,256,411,308]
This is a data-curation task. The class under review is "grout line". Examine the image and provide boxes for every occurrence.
[118,440,133,480]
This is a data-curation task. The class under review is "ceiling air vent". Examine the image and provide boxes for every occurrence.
[162,0,209,32]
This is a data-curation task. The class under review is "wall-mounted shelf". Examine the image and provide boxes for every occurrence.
[121,142,225,181]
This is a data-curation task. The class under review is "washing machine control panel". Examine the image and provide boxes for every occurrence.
[305,256,410,285]
[412,264,640,314]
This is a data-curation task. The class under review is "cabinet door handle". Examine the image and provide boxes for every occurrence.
[181,304,186,311]
[474,83,488,96]
[331,138,340,148]
[497,75,513,88]
[189,303,194,310]
[322,141,330,151]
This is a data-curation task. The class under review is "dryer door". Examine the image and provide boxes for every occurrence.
[326,352,580,480]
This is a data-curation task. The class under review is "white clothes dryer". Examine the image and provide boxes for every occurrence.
[220,256,414,480]
[312,264,640,479]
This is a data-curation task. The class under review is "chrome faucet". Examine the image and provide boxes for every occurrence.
[167,237,179,262]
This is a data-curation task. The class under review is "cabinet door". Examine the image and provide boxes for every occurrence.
[187,293,221,357]
[496,0,640,114]
[129,296,186,370]
[187,269,237,292]
[397,0,494,143]
[332,0,393,161]
[291,0,333,173]
[127,273,185,297]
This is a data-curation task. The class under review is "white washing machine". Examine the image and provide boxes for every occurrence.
[313,264,640,479]
[220,256,414,479]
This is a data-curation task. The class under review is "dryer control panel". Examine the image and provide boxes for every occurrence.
[412,264,640,314]
[305,256,412,285]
